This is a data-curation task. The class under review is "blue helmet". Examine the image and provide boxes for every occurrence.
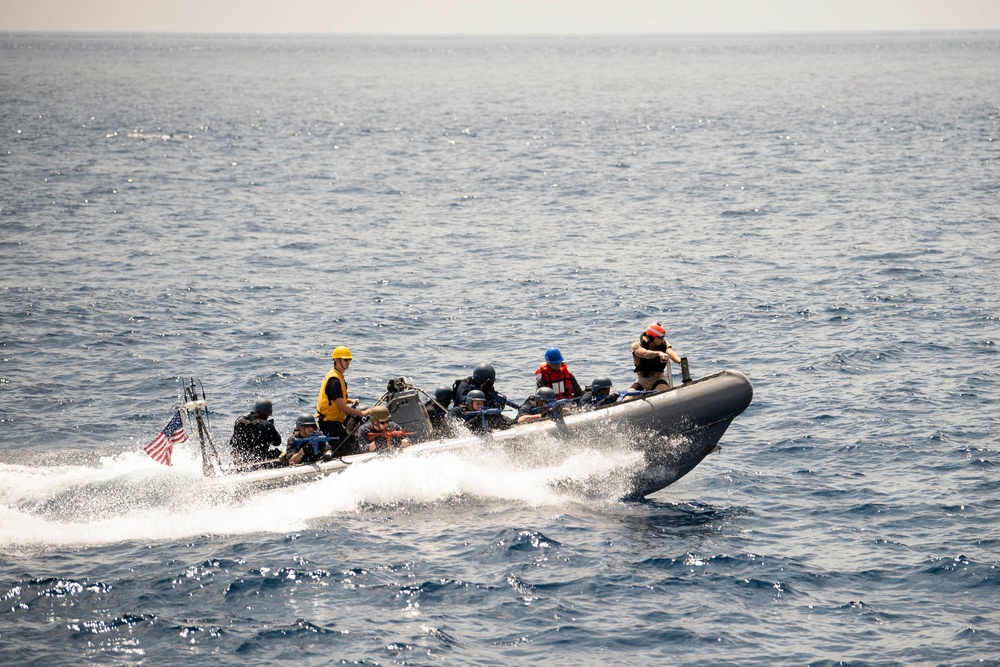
[544,347,564,365]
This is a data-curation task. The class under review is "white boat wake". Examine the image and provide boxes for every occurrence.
[0,435,645,551]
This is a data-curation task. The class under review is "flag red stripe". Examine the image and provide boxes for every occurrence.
[144,410,189,467]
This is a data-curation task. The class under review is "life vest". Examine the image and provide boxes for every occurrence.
[316,367,348,423]
[633,335,668,376]
[451,377,471,406]
[535,362,574,400]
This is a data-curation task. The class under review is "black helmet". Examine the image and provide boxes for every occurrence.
[465,389,487,406]
[472,363,496,385]
[253,398,273,418]
[591,377,613,392]
[535,387,556,402]
[433,385,453,406]
[295,414,317,429]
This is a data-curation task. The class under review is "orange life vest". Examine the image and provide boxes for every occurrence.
[535,362,574,400]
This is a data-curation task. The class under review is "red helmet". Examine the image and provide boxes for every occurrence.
[645,323,666,338]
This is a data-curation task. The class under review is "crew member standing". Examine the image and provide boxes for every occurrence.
[316,345,370,458]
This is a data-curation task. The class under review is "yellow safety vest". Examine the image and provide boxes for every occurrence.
[316,367,348,423]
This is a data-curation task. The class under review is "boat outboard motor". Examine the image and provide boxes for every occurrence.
[385,390,432,442]
[386,377,410,394]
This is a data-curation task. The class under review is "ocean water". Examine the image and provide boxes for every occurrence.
[1,31,999,666]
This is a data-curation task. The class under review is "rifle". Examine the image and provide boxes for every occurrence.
[527,398,577,415]
[291,434,335,457]
[365,429,414,441]
[363,428,415,452]
[616,390,658,398]
[461,408,503,421]
[458,407,510,430]
[491,392,522,410]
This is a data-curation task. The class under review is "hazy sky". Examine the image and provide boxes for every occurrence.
[3,0,999,34]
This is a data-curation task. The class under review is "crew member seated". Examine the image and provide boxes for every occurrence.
[534,347,583,400]
[579,377,617,409]
[448,389,513,434]
[452,363,513,411]
[515,386,567,424]
[356,406,411,452]
[285,414,330,465]
[229,398,283,471]
[424,385,455,438]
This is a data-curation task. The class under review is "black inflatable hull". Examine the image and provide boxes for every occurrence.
[213,370,753,499]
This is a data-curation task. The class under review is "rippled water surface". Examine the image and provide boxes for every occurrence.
[2,32,999,666]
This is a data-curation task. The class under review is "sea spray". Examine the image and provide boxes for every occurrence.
[0,433,648,550]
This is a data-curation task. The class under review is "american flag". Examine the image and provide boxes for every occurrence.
[144,410,188,466]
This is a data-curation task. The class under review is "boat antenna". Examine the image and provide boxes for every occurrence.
[183,377,222,477]
[410,384,449,413]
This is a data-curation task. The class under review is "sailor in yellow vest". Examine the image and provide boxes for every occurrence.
[315,346,371,458]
